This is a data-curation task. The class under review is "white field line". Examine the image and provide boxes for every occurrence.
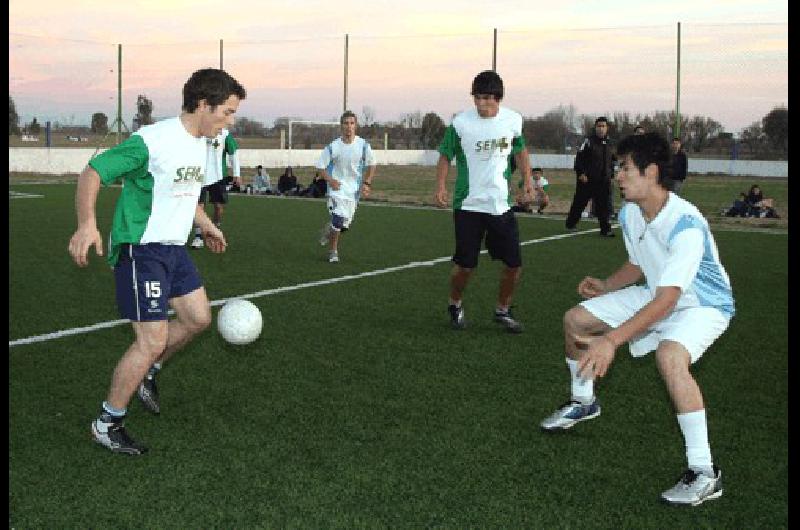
[9,229,595,348]
[9,191,44,199]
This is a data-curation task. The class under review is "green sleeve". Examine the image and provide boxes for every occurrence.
[225,134,238,154]
[88,135,149,185]
[438,125,460,161]
[511,135,525,155]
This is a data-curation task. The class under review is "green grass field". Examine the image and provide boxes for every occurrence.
[9,178,787,527]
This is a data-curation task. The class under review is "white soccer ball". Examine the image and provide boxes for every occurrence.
[217,299,263,345]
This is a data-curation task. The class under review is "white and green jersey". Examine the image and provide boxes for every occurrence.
[206,129,240,183]
[316,136,376,201]
[438,107,525,215]
[89,117,216,266]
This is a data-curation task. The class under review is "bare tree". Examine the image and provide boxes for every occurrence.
[361,106,375,127]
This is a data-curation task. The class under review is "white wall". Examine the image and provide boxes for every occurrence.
[9,147,788,177]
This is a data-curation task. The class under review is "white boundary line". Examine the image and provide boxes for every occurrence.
[9,229,596,348]
[9,191,44,199]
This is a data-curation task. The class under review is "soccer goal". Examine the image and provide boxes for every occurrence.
[287,119,340,166]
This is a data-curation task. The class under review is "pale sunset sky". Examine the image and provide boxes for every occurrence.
[9,0,788,133]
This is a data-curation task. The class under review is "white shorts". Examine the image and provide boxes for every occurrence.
[327,196,357,230]
[580,285,730,363]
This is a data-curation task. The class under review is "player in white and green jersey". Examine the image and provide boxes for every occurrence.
[434,70,533,333]
[68,68,246,455]
[191,128,241,248]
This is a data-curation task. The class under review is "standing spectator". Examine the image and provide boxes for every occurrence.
[566,116,616,237]
[665,137,688,195]
[316,111,377,263]
[540,132,734,506]
[434,70,532,333]
[67,68,246,455]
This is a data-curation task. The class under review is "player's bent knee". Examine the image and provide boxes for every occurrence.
[655,342,692,377]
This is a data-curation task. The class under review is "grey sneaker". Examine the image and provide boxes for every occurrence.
[448,304,466,330]
[494,308,523,333]
[661,466,723,506]
[319,223,331,246]
[540,398,601,431]
[137,374,160,415]
[328,251,339,263]
[91,420,148,455]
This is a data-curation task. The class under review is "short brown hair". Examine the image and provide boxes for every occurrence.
[340,110,357,124]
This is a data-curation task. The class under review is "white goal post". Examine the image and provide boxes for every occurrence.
[287,119,340,167]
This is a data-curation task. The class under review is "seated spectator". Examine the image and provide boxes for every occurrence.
[531,167,550,214]
[277,166,301,195]
[722,193,750,217]
[745,184,779,218]
[301,171,328,198]
[251,165,272,194]
[510,167,550,214]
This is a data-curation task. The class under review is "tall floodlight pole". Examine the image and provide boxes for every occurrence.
[220,39,224,69]
[117,44,122,145]
[343,34,349,112]
[492,28,497,71]
[675,22,681,138]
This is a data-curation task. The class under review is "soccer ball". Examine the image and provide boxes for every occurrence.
[217,299,263,345]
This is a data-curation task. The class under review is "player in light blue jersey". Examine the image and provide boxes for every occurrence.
[316,110,376,263]
[540,133,734,506]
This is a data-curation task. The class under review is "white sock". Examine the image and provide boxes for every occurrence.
[566,357,593,404]
[677,410,714,475]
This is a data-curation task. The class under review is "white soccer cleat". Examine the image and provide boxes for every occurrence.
[328,252,339,263]
[190,237,204,249]
[661,466,723,506]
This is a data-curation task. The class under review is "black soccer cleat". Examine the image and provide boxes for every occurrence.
[91,420,148,455]
[448,304,466,330]
[494,308,524,333]
[137,374,160,415]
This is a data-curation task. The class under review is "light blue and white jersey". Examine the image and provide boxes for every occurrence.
[315,136,376,201]
[618,192,735,318]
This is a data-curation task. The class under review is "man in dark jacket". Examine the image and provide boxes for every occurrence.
[665,137,688,195]
[566,116,616,237]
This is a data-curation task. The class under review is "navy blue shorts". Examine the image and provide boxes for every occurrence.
[114,243,203,321]
[452,209,522,269]
[198,180,228,204]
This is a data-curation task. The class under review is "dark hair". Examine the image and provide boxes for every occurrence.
[672,137,681,142]
[595,116,609,125]
[532,167,542,172]
[182,68,246,112]
[616,132,672,186]
[257,164,263,169]
[340,110,357,124]
[471,70,504,100]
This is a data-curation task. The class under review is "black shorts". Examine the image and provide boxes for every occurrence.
[452,209,522,269]
[198,180,228,204]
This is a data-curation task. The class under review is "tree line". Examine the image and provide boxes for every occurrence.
[9,95,787,160]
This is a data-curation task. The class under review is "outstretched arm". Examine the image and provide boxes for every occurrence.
[68,166,104,267]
